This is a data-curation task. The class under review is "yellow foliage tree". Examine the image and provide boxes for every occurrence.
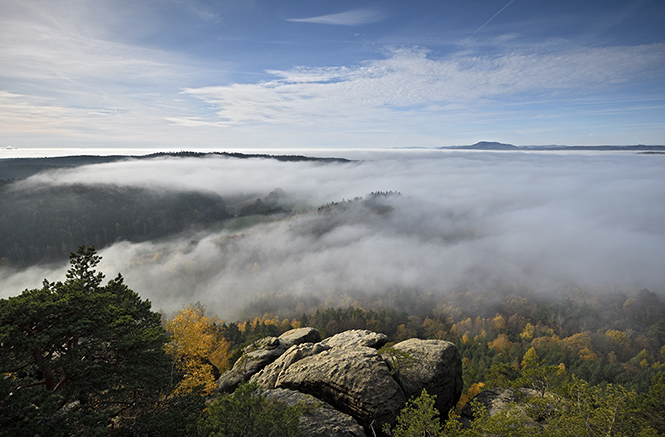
[605,329,632,360]
[395,323,418,342]
[561,331,597,361]
[578,347,598,361]
[492,314,507,331]
[488,334,512,351]
[520,322,535,341]
[456,382,485,412]
[164,303,230,394]
[530,335,560,351]
[422,317,447,339]
[605,329,631,349]
[521,346,539,370]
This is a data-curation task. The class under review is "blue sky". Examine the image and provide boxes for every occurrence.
[1,0,664,149]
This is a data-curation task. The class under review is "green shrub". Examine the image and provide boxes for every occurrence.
[197,382,304,437]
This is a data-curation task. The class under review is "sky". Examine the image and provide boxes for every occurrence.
[2,150,664,319]
[1,0,664,150]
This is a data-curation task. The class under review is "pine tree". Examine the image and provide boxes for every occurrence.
[0,246,171,436]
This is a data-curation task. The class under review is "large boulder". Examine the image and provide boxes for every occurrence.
[391,338,463,417]
[320,329,388,349]
[251,342,331,389]
[279,327,322,348]
[263,388,366,437]
[217,327,321,393]
[274,346,406,430]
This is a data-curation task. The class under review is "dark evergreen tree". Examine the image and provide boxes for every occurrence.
[0,246,172,436]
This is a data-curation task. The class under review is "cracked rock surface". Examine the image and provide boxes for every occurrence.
[217,327,462,435]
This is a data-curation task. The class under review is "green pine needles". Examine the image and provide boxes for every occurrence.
[384,389,444,437]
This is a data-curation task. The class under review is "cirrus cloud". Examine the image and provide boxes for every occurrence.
[178,44,665,128]
[286,7,386,26]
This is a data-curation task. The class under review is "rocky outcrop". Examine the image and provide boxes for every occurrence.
[217,327,321,393]
[459,387,544,428]
[392,338,463,416]
[263,388,366,437]
[320,329,388,349]
[460,388,518,426]
[276,345,406,429]
[251,342,331,389]
[279,327,323,347]
[217,327,462,436]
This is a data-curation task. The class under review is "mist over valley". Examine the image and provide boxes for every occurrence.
[1,149,664,321]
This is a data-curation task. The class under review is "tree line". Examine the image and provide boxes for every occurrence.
[0,183,232,267]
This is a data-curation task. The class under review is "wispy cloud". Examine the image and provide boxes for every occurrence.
[0,1,220,146]
[0,2,176,81]
[287,7,385,26]
[168,0,221,23]
[0,91,110,135]
[180,44,665,127]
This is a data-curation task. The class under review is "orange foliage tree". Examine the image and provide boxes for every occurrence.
[164,303,230,394]
[488,333,512,351]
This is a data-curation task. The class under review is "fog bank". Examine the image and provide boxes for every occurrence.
[3,150,664,320]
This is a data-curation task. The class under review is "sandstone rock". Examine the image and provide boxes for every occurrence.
[252,336,281,350]
[217,346,284,393]
[461,388,518,423]
[460,388,543,428]
[217,327,321,393]
[251,342,331,389]
[279,327,321,347]
[263,388,366,437]
[392,338,463,417]
[275,345,406,430]
[320,329,388,349]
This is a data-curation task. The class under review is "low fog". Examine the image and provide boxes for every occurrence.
[2,150,664,320]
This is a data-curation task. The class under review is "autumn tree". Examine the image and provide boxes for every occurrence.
[604,329,632,361]
[488,333,512,351]
[165,302,230,394]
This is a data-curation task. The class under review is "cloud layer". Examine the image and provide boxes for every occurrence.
[3,150,664,320]
[178,44,665,136]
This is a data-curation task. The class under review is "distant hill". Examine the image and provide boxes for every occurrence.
[443,141,518,150]
[0,151,354,266]
[0,151,352,181]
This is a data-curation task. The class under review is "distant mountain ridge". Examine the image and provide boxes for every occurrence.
[0,151,352,181]
[441,141,665,151]
[445,141,518,150]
